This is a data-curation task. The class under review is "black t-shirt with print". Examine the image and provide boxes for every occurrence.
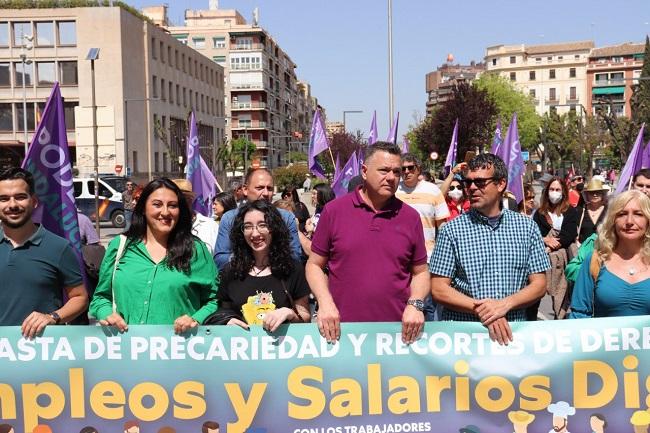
[217,261,311,323]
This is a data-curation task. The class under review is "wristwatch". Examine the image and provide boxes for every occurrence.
[406,299,424,312]
[49,311,61,325]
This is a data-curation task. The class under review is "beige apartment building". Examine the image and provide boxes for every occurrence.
[425,61,485,116]
[144,3,317,169]
[485,41,594,116]
[0,5,225,180]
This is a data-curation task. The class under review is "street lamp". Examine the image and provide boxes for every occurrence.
[342,110,363,132]
[86,47,101,238]
[19,33,33,155]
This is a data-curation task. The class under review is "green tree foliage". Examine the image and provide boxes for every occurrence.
[632,35,650,142]
[216,137,256,176]
[413,82,496,164]
[473,73,541,151]
[316,131,365,175]
[272,164,310,190]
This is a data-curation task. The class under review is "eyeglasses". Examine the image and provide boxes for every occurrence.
[242,223,270,234]
[448,185,462,191]
[526,196,535,200]
[460,177,498,189]
[402,165,417,172]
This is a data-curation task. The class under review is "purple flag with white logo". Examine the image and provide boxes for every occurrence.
[490,119,503,155]
[616,123,646,194]
[332,151,359,197]
[501,113,526,203]
[368,111,378,145]
[186,111,213,216]
[308,109,328,179]
[21,82,84,273]
[402,136,410,154]
[386,112,399,144]
[444,119,459,172]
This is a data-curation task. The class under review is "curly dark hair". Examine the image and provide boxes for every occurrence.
[229,200,294,280]
[125,177,195,273]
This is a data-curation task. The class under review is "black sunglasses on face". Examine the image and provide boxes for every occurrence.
[448,185,462,191]
[460,177,498,189]
[402,165,417,172]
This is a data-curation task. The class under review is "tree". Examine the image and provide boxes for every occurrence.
[216,137,256,176]
[541,111,579,170]
[632,35,650,142]
[316,131,365,175]
[473,73,541,151]
[414,82,497,164]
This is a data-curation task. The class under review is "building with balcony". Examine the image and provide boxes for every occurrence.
[425,61,484,116]
[0,5,225,179]
[150,2,316,168]
[587,42,644,117]
[485,41,594,116]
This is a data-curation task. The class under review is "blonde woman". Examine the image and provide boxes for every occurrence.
[569,190,650,318]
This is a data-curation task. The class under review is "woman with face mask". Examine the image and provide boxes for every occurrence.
[444,176,470,220]
[529,177,579,320]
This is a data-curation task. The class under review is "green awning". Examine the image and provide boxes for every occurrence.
[592,86,625,95]
[172,34,188,39]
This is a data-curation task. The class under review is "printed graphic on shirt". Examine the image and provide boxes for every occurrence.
[241,291,276,325]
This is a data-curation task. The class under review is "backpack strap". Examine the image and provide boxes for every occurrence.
[111,235,128,313]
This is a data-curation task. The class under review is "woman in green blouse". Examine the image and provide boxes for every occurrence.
[89,178,218,333]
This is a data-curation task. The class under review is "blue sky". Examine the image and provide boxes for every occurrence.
[131,0,649,140]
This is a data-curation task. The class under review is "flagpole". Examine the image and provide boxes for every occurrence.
[387,0,394,122]
[521,177,527,215]
[327,147,336,171]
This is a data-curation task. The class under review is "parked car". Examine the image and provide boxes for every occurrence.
[73,177,125,228]
[100,175,132,193]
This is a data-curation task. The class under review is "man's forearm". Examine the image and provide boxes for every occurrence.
[409,265,430,300]
[503,274,546,310]
[305,261,333,305]
[431,277,477,314]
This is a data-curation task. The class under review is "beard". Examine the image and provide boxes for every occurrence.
[0,208,32,229]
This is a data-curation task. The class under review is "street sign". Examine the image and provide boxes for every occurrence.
[115,164,123,175]
[521,151,530,162]
[430,152,439,160]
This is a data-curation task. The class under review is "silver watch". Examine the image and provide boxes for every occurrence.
[406,299,424,312]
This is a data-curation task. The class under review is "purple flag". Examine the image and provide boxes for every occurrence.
[490,119,503,155]
[21,82,84,273]
[444,119,459,172]
[616,123,646,194]
[199,156,218,209]
[402,136,410,154]
[368,111,378,145]
[642,138,650,170]
[332,151,359,197]
[386,112,399,144]
[333,153,341,181]
[500,113,526,203]
[308,109,328,179]
[186,112,213,216]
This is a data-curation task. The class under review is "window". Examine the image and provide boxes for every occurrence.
[132,151,138,173]
[183,88,187,107]
[529,71,536,81]
[88,181,112,198]
[569,87,577,100]
[154,152,159,172]
[0,22,8,46]
[491,58,496,66]
[549,88,556,101]
[193,37,206,49]
[151,37,157,58]
[557,56,563,61]
[509,56,516,64]
[213,37,225,48]
[160,41,165,63]
[529,89,536,98]
[547,56,553,61]
[36,62,56,86]
[57,21,76,46]
[167,46,172,67]
[569,68,576,78]
[535,57,541,63]
[73,181,83,198]
[35,22,54,46]
[12,22,31,46]
[509,72,516,81]
[64,102,77,130]
[15,62,33,86]
[163,153,168,172]
[0,63,10,86]
[611,72,624,83]
[168,81,173,103]
[0,104,12,131]
[152,75,158,98]
[58,61,77,85]
[161,78,166,100]
[574,54,580,60]
[16,102,35,131]
[176,84,180,106]
[549,69,556,79]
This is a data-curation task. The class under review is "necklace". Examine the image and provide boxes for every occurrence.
[252,264,269,276]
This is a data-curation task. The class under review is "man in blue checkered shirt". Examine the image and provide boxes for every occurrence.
[429,154,549,345]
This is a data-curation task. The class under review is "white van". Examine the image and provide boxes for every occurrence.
[73,178,125,228]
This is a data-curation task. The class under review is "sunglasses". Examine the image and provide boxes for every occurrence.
[402,165,417,172]
[449,185,463,191]
[460,177,498,189]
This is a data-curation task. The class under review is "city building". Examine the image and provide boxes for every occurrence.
[485,41,594,116]
[0,5,225,179]
[587,42,645,117]
[325,121,344,136]
[425,61,485,116]
[151,2,316,169]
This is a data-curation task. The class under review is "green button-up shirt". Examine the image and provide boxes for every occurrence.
[89,236,218,324]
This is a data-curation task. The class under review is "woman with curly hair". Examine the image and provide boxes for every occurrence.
[89,178,218,333]
[213,200,311,331]
[569,190,650,318]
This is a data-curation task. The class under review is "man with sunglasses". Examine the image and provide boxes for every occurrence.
[396,153,449,320]
[568,175,584,207]
[429,153,549,345]
[307,142,429,345]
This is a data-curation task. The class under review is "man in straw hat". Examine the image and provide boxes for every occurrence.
[172,179,219,255]
[508,410,535,433]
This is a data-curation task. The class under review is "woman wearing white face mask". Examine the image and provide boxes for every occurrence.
[530,177,579,320]
[444,176,470,220]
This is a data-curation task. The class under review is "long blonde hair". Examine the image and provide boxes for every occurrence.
[595,190,650,262]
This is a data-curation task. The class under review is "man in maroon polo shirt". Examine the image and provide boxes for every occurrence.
[306,142,429,344]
